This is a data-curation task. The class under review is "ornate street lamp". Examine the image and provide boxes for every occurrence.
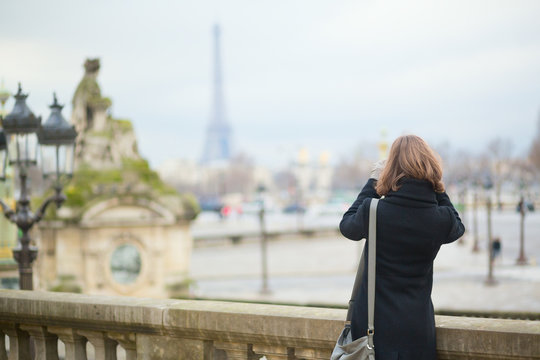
[38,93,77,193]
[0,84,77,290]
[0,129,8,181]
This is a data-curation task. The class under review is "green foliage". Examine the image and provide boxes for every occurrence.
[72,77,101,105]
[49,275,82,293]
[167,277,197,299]
[113,118,133,132]
[121,158,178,195]
[62,159,179,211]
[72,76,111,109]
[67,75,201,219]
[181,192,200,220]
[88,130,114,139]
[63,164,124,208]
[101,97,113,108]
[86,118,132,139]
[31,193,58,220]
[88,97,111,109]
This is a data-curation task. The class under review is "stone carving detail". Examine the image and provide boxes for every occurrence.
[108,332,136,360]
[0,329,7,360]
[77,330,118,360]
[84,59,100,74]
[48,327,88,360]
[0,324,31,360]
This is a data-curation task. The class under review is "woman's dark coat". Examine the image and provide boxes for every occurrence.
[340,178,465,360]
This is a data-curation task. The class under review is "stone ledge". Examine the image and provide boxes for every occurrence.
[164,300,343,348]
[0,290,173,332]
[436,316,540,359]
[0,290,539,359]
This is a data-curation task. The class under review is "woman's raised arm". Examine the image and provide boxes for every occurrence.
[339,178,380,240]
[437,192,466,243]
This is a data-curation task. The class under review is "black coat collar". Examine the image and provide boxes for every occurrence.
[383,178,437,208]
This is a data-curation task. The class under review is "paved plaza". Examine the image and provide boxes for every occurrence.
[190,209,540,313]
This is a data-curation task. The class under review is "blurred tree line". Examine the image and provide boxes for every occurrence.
[330,117,540,210]
[162,117,540,208]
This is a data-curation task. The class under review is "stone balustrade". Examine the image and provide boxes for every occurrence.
[0,290,539,359]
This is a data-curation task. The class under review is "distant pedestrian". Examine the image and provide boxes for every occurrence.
[517,198,525,214]
[492,237,502,262]
[340,134,465,360]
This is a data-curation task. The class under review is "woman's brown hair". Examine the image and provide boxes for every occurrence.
[375,135,445,196]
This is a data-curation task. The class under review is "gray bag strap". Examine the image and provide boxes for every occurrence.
[367,198,378,348]
[344,198,379,348]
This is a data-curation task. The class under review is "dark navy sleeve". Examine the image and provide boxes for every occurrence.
[436,192,466,243]
[339,178,380,241]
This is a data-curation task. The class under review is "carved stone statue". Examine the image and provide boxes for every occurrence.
[71,58,140,169]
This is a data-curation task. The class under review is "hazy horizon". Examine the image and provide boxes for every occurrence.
[2,0,540,169]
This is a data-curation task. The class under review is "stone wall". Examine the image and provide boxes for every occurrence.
[0,290,538,359]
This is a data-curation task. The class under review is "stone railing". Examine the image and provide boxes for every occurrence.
[0,290,539,360]
[193,226,339,246]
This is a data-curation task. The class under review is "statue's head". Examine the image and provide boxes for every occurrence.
[84,58,100,75]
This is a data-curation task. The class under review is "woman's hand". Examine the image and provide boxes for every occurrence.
[370,159,387,180]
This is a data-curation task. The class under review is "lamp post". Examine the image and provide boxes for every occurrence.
[483,175,497,286]
[516,196,528,265]
[257,184,271,295]
[457,183,467,245]
[472,190,480,252]
[0,84,77,290]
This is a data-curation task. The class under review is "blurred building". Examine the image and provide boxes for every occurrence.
[158,155,269,202]
[378,129,389,160]
[291,148,334,204]
[159,158,201,190]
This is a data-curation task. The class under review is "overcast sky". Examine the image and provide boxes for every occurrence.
[2,0,540,169]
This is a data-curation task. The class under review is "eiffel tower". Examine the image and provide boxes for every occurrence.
[201,24,232,165]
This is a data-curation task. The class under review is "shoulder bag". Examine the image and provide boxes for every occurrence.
[331,198,378,360]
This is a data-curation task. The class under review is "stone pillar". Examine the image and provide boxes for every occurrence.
[1,324,31,360]
[48,327,87,360]
[0,330,8,360]
[78,331,117,360]
[203,340,214,360]
[108,333,136,360]
[251,344,290,360]
[136,334,210,360]
[18,325,59,360]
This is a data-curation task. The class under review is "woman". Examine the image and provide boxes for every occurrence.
[340,135,465,360]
